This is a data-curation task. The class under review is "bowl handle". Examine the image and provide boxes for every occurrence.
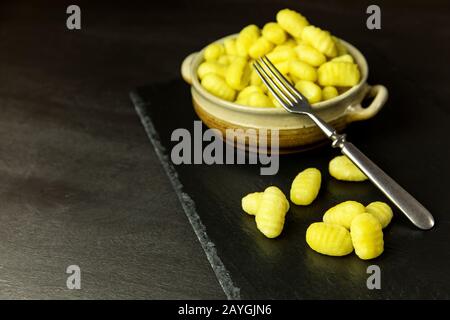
[181,52,198,85]
[345,84,388,123]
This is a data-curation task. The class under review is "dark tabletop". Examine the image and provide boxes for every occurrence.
[0,0,449,299]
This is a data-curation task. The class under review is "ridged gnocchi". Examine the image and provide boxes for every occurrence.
[197,8,361,107]
[249,37,274,59]
[290,168,321,205]
[329,155,368,181]
[255,186,289,238]
[201,74,236,101]
[301,25,337,58]
[236,25,260,57]
[318,61,360,87]
[226,57,251,90]
[306,222,353,256]
[294,44,326,67]
[197,61,226,79]
[295,80,322,104]
[323,200,366,229]
[276,8,309,38]
[262,22,287,45]
[204,43,224,61]
[242,192,262,216]
[350,213,384,260]
[289,60,317,82]
[366,201,393,228]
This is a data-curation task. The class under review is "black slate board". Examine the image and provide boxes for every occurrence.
[131,77,450,299]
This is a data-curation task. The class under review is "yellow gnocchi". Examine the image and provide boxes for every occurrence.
[203,43,224,61]
[322,86,339,101]
[201,74,236,101]
[294,44,326,67]
[276,8,309,38]
[331,54,354,63]
[294,80,322,104]
[241,192,262,216]
[323,200,366,229]
[318,61,360,87]
[236,85,264,101]
[249,37,274,59]
[289,60,317,82]
[266,45,296,63]
[366,201,393,228]
[255,186,289,238]
[306,222,353,256]
[225,57,251,90]
[329,155,368,181]
[245,92,274,108]
[301,25,337,58]
[197,61,226,79]
[262,22,287,45]
[290,168,321,205]
[350,213,384,260]
[236,25,260,57]
[223,38,238,56]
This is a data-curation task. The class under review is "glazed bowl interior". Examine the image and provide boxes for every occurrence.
[190,34,369,114]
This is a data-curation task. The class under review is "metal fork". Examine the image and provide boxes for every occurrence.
[254,56,434,230]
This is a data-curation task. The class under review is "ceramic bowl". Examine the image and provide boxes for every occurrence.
[181,34,388,153]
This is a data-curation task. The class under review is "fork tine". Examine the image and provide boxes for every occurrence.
[253,61,294,109]
[261,56,307,103]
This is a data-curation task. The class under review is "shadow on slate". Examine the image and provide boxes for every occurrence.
[130,78,450,300]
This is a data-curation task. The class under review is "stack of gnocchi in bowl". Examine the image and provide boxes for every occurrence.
[198,8,361,107]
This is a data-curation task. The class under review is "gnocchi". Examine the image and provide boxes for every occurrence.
[242,192,262,216]
[203,43,224,61]
[245,92,274,108]
[323,200,366,229]
[350,213,384,260]
[248,37,274,59]
[255,186,289,238]
[322,86,339,101]
[301,25,337,58]
[262,22,287,45]
[197,61,226,79]
[236,25,260,57]
[226,57,251,90]
[318,61,360,87]
[294,44,326,67]
[289,60,317,82]
[290,168,321,205]
[197,8,361,107]
[366,201,393,228]
[329,155,368,181]
[276,8,309,38]
[306,222,353,256]
[201,74,236,101]
[295,80,322,104]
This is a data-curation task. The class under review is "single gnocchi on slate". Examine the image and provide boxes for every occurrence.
[197,8,361,106]
[329,155,368,182]
[290,168,321,205]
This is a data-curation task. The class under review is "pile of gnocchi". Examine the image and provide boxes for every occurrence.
[198,8,360,107]
[242,155,393,260]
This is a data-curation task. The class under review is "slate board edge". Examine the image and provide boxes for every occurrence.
[130,90,241,300]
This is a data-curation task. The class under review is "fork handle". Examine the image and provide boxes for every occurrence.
[332,137,435,230]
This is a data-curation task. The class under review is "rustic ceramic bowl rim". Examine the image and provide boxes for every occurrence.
[189,34,369,114]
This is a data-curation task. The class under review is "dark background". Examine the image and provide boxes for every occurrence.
[0,0,449,299]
